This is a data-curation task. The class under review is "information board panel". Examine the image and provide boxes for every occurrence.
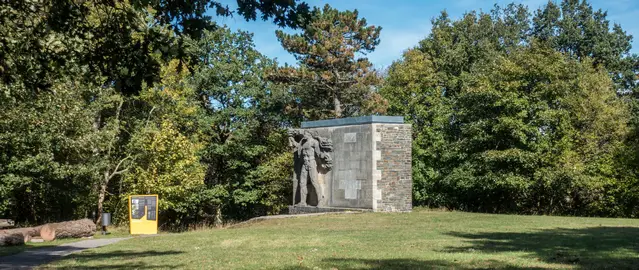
[128,194,158,235]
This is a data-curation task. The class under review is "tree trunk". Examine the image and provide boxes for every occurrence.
[93,111,103,225]
[333,94,342,118]
[214,206,223,227]
[96,176,107,225]
[93,101,126,226]
[0,226,42,246]
[0,232,25,246]
[40,219,96,241]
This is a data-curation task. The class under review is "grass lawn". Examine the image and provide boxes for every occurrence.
[38,209,639,269]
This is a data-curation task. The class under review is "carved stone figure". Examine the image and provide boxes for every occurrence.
[288,129,333,206]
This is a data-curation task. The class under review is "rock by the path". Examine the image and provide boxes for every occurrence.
[29,238,44,243]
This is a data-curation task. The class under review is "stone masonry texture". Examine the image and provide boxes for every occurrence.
[375,124,412,212]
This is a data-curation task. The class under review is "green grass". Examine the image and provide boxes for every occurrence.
[39,209,639,269]
[0,226,130,257]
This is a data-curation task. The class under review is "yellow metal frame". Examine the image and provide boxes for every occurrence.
[128,194,158,235]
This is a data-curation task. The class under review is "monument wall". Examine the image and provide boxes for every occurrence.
[373,123,412,212]
[290,116,412,212]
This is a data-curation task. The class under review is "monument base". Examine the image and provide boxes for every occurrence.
[288,205,372,215]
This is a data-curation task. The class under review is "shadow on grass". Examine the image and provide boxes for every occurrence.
[0,241,79,257]
[444,226,639,269]
[43,262,183,270]
[282,258,546,269]
[0,245,33,257]
[0,233,131,257]
[65,250,183,260]
[35,250,184,269]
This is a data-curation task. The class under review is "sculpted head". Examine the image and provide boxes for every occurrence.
[288,129,302,137]
[304,130,319,138]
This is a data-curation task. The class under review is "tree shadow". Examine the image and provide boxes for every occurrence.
[281,258,546,270]
[40,261,184,269]
[1,250,184,269]
[62,250,184,261]
[443,226,639,269]
[55,251,185,269]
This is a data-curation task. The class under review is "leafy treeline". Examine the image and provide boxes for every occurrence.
[2,0,638,228]
[0,0,381,228]
[383,0,639,217]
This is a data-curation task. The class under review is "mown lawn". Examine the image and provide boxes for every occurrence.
[39,209,639,269]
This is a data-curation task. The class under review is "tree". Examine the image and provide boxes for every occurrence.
[531,0,637,93]
[0,76,119,223]
[0,0,310,95]
[273,4,385,119]
[188,28,294,222]
[381,49,452,206]
[418,4,530,99]
[383,1,632,216]
[449,45,627,214]
[115,60,206,227]
[0,0,310,224]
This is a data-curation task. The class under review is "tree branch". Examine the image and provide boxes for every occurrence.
[106,155,132,182]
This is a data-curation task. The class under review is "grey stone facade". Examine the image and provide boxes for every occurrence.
[373,124,412,212]
[290,116,412,212]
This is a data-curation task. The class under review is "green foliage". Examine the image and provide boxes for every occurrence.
[188,28,294,222]
[0,78,119,223]
[4,0,639,227]
[0,0,310,95]
[383,1,634,216]
[531,0,637,92]
[381,49,451,206]
[124,61,205,214]
[244,138,294,216]
[273,4,386,119]
[123,119,206,226]
[0,0,309,225]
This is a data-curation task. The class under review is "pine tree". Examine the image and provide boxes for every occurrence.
[273,4,384,119]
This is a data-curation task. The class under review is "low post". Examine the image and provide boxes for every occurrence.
[101,212,111,235]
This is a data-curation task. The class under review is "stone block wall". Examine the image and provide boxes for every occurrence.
[292,116,412,213]
[373,124,412,212]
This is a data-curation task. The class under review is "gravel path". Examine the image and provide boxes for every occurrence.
[0,237,130,269]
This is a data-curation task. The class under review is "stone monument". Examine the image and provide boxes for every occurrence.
[288,115,412,213]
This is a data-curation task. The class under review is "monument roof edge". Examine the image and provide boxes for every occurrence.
[301,115,405,128]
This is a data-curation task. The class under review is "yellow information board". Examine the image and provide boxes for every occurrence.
[128,194,158,235]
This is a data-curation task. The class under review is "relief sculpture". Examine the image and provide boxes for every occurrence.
[288,129,333,206]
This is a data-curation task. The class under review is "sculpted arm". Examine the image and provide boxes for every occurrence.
[313,139,322,158]
[288,130,300,150]
[289,136,299,148]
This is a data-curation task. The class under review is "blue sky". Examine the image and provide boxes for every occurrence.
[214,0,639,69]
